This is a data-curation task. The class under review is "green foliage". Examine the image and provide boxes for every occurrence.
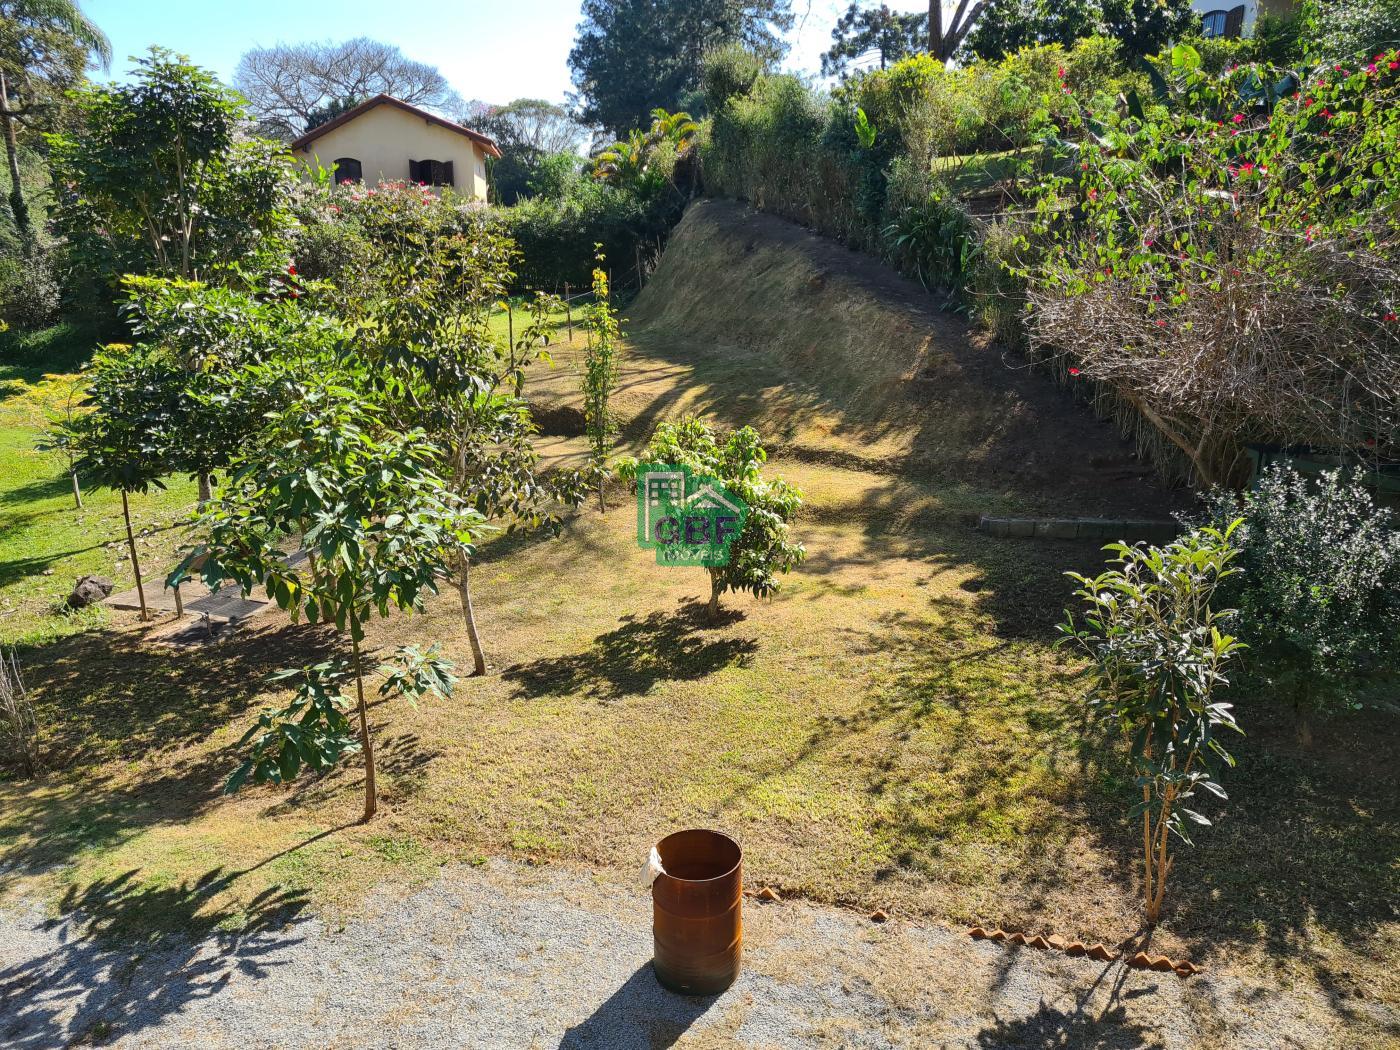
[569,0,794,134]
[620,418,804,617]
[1302,0,1400,64]
[965,0,1199,60]
[581,253,621,480]
[699,42,769,112]
[1061,523,1245,921]
[882,186,978,295]
[853,107,876,149]
[172,388,484,641]
[0,246,59,328]
[1200,465,1400,721]
[48,48,294,300]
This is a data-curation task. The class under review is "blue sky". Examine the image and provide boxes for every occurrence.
[83,0,929,106]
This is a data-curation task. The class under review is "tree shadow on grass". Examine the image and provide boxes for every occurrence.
[502,606,758,703]
[0,857,317,1048]
[0,620,340,881]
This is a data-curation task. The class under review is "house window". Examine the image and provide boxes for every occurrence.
[333,157,362,184]
[409,158,455,187]
[1201,5,1246,38]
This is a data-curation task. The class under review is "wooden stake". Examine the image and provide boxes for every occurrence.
[564,282,572,340]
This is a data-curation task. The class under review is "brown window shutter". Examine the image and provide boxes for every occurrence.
[1224,5,1246,38]
[442,160,454,187]
[409,158,421,183]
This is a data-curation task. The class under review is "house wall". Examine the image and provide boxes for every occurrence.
[293,104,490,200]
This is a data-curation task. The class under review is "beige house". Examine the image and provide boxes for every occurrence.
[290,94,501,200]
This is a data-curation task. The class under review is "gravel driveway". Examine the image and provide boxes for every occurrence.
[0,859,1364,1048]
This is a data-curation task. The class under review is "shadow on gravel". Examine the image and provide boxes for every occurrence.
[975,1000,1166,1049]
[0,862,311,1048]
[559,963,717,1050]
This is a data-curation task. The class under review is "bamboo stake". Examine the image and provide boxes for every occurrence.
[121,490,149,621]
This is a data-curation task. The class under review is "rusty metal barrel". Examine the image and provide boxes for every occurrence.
[651,829,743,995]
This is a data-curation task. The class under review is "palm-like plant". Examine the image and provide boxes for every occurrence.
[647,107,698,153]
[0,0,110,244]
[592,129,649,186]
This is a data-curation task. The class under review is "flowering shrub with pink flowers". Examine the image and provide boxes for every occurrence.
[1021,45,1400,485]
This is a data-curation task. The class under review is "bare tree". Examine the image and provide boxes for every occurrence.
[928,0,989,61]
[234,37,462,140]
[466,98,587,157]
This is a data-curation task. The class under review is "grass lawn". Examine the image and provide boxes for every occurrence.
[0,214,1395,1046]
[0,324,198,645]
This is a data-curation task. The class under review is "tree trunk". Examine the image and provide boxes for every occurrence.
[352,629,377,823]
[71,472,82,511]
[455,551,487,676]
[121,490,149,621]
[198,474,212,505]
[707,572,722,623]
[598,475,607,513]
[929,1,944,60]
[0,74,32,247]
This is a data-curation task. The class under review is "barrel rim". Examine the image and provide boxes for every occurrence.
[654,828,742,885]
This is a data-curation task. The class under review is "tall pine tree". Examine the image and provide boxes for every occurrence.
[569,0,792,134]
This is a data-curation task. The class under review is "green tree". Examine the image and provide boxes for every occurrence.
[61,343,181,621]
[965,0,1197,59]
[48,48,293,285]
[1061,525,1245,923]
[319,180,587,677]
[469,98,588,205]
[822,3,928,79]
[581,254,621,510]
[569,0,793,134]
[171,388,484,823]
[0,0,109,245]
[621,418,804,621]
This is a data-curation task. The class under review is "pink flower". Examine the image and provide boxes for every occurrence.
[287,264,298,275]
[1068,367,1081,376]
[1391,62,1399,70]
[1386,312,1399,322]
[1087,188,1098,200]
[1232,113,1244,124]
[1154,319,1166,327]
[1057,65,1066,79]
[1239,162,1255,173]
[1367,63,1378,73]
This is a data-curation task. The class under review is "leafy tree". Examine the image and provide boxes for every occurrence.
[592,109,697,190]
[319,180,587,676]
[171,388,484,822]
[569,0,794,134]
[822,3,928,79]
[304,94,365,131]
[61,343,181,621]
[234,37,460,140]
[621,418,804,621]
[48,48,294,286]
[964,0,1197,59]
[581,253,621,509]
[0,0,109,245]
[466,98,588,205]
[1201,465,1400,743]
[699,41,771,111]
[1061,524,1245,923]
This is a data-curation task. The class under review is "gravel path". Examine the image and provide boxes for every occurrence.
[0,859,1359,1048]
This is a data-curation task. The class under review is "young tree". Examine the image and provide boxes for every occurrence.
[48,48,293,284]
[621,419,804,621]
[61,344,181,621]
[0,0,109,245]
[320,181,586,676]
[171,388,484,823]
[822,3,928,78]
[234,37,461,140]
[1060,525,1245,923]
[570,0,793,134]
[582,254,621,510]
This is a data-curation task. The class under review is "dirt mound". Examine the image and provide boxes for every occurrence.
[628,199,1176,515]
